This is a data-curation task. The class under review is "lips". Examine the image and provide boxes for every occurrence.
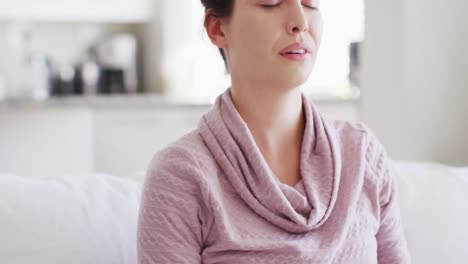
[279,42,312,55]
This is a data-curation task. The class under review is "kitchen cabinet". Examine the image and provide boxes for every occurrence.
[0,0,153,23]
[94,107,209,178]
[0,108,94,177]
[0,104,210,178]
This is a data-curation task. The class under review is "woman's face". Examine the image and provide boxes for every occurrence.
[222,0,323,90]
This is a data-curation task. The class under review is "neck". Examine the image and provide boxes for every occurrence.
[230,83,305,158]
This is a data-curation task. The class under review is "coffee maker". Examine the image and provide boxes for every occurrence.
[48,33,142,96]
[93,33,141,94]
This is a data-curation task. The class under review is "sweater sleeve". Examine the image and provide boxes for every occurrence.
[137,146,206,264]
[375,158,411,264]
[363,125,411,264]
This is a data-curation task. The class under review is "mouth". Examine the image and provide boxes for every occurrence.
[279,42,312,61]
[280,52,309,61]
[281,49,308,55]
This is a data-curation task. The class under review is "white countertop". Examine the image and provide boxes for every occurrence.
[0,91,360,111]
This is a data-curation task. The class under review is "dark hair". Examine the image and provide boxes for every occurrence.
[200,0,235,72]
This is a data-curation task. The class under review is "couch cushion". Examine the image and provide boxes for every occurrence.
[0,173,141,264]
[394,161,468,264]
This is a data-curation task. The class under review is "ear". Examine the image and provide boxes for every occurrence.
[205,10,228,49]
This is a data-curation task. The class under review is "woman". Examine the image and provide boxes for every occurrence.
[137,0,411,263]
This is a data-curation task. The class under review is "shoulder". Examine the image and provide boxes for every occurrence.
[149,130,206,168]
[144,129,215,192]
[331,119,367,139]
[329,119,372,156]
[331,119,387,163]
[331,119,393,187]
[354,122,394,185]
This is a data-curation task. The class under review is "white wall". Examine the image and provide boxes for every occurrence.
[404,0,468,165]
[361,0,408,159]
[362,0,468,166]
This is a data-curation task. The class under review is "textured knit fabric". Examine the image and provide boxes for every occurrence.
[137,88,411,264]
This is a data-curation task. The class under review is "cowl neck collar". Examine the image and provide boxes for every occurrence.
[198,88,342,233]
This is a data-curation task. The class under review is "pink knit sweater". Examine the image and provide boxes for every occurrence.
[137,88,411,263]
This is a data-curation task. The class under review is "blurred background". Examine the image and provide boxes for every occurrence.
[0,0,466,178]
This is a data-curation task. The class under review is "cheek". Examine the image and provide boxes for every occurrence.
[310,15,324,46]
[231,16,277,61]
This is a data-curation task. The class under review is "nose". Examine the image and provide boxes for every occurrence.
[287,2,309,35]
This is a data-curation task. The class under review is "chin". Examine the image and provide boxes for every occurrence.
[272,76,308,91]
[262,64,313,89]
[282,70,311,87]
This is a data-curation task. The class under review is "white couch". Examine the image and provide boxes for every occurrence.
[1,161,467,264]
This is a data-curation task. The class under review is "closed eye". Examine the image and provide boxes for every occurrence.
[303,4,319,10]
[260,3,281,8]
[260,1,318,10]
[302,0,319,10]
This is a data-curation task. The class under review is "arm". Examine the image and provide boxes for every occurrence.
[362,125,411,264]
[137,147,205,264]
[375,158,411,264]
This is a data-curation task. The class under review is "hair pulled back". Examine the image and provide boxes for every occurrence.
[200,0,235,71]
